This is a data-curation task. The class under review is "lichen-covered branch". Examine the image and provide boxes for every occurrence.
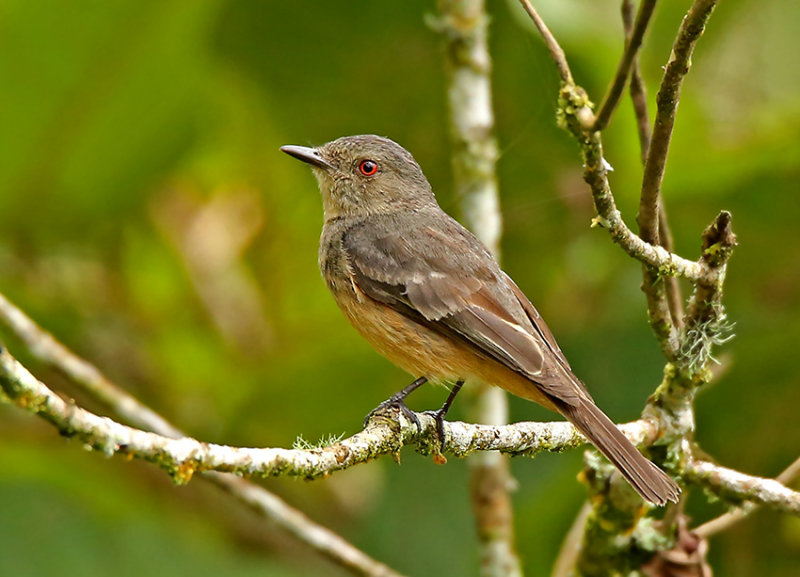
[436,1,520,575]
[516,3,721,300]
[557,81,733,362]
[514,2,750,574]
[568,116,707,285]
[683,211,736,325]
[694,456,800,538]
[641,215,736,436]
[0,293,403,577]
[659,212,736,406]
[0,291,182,436]
[686,460,800,516]
[0,343,663,474]
[523,0,735,366]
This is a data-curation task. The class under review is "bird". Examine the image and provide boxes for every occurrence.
[281,134,680,505]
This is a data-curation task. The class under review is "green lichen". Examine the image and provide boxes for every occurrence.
[293,432,345,450]
[170,460,197,486]
[657,261,678,278]
[633,517,675,552]
[556,84,594,133]
[677,307,735,374]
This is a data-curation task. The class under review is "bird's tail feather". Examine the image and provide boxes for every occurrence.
[558,398,680,505]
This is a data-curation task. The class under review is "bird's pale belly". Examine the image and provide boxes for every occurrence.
[330,281,557,412]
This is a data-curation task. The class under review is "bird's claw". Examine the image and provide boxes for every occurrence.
[422,409,448,452]
[363,377,428,431]
[363,397,422,431]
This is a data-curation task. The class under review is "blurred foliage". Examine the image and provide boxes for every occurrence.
[1,1,799,575]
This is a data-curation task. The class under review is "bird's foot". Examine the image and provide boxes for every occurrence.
[364,397,422,431]
[363,377,428,431]
[421,407,448,453]
[422,380,464,453]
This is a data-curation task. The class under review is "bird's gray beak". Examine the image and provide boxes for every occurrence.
[280,145,334,171]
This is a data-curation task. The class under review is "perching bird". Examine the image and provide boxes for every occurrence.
[281,134,680,505]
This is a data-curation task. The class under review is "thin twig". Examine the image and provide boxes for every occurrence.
[638,0,720,244]
[695,456,800,538]
[550,502,592,577]
[205,473,403,577]
[0,293,404,577]
[624,0,653,165]
[658,206,685,328]
[593,0,658,131]
[517,2,714,288]
[621,0,685,331]
[517,0,573,85]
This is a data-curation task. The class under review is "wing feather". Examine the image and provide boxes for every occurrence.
[452,302,544,375]
[341,210,583,402]
[503,273,572,371]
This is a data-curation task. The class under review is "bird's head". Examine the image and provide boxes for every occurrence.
[281,135,436,220]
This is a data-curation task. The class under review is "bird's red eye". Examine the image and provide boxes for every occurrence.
[359,159,379,176]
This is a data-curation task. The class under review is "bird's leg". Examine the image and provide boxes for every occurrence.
[424,380,464,451]
[363,376,428,430]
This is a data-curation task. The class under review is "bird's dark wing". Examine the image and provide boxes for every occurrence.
[341,211,583,402]
[503,273,572,371]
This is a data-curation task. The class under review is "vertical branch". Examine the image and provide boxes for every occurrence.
[638,0,720,244]
[593,0,658,131]
[517,2,728,575]
[550,503,592,577]
[437,0,503,257]
[623,0,652,165]
[435,1,522,576]
[636,0,718,357]
[658,208,685,327]
[621,0,685,332]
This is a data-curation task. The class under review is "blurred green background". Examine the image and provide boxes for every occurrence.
[1,1,799,575]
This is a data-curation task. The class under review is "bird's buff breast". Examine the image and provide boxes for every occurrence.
[325,275,556,410]
[329,278,463,381]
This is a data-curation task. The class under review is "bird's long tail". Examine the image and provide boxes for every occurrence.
[557,397,680,505]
